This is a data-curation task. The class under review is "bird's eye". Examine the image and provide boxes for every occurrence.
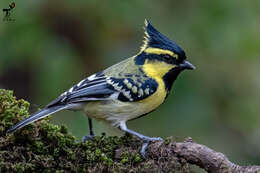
[164,55,171,61]
[164,55,175,64]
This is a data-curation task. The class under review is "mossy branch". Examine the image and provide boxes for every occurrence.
[0,89,259,172]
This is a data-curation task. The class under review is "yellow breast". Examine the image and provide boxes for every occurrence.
[136,77,166,113]
[139,59,172,110]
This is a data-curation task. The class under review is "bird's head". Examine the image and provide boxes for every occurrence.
[135,20,195,90]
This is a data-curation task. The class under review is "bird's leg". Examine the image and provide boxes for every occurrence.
[119,122,163,158]
[82,118,95,142]
[88,117,95,137]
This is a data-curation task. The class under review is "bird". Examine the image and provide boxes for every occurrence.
[7,20,195,157]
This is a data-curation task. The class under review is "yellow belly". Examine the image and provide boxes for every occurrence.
[83,77,167,127]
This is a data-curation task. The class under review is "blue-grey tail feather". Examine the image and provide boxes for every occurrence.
[7,105,66,134]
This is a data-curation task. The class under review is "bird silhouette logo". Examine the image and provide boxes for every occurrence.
[3,2,15,21]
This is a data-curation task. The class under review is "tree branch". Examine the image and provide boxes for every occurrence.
[145,137,260,173]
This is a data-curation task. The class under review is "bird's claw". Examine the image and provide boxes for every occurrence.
[82,135,95,143]
[141,137,163,158]
[148,137,163,141]
[141,142,149,158]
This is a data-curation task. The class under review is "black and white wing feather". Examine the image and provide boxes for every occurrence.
[47,71,158,108]
[46,72,118,108]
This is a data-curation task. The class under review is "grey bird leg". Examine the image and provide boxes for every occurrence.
[119,122,163,158]
[89,118,94,136]
[82,118,95,142]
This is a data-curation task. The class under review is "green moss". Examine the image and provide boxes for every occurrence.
[164,137,171,145]
[0,89,193,172]
[134,154,142,163]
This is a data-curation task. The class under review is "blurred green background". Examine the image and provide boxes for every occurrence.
[1,0,260,168]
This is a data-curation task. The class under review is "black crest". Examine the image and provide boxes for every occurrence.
[141,19,185,56]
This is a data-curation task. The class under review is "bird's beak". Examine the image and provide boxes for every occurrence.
[180,60,196,70]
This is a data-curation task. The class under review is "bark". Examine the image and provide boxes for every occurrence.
[145,137,260,173]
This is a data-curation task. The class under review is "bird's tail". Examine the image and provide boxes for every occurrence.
[7,105,66,134]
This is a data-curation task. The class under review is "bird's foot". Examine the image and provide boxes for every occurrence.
[82,135,95,143]
[140,137,163,158]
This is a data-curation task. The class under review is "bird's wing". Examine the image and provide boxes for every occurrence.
[46,72,118,107]
[46,71,159,108]
[106,77,158,102]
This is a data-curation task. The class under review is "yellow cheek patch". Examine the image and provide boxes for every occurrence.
[144,48,178,59]
[142,59,176,78]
